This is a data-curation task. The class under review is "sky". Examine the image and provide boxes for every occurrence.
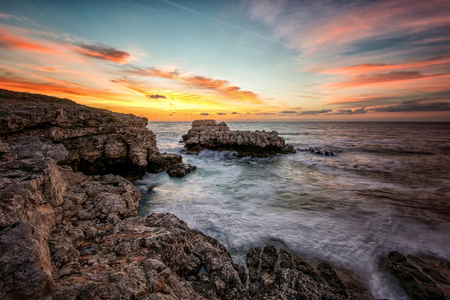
[0,0,449,121]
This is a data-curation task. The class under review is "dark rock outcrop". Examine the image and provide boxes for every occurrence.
[386,251,449,300]
[245,245,372,299]
[182,120,295,158]
[167,163,197,177]
[0,89,178,179]
[298,147,335,156]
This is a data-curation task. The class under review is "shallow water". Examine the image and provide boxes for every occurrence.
[134,122,450,299]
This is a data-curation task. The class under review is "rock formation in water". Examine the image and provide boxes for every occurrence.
[386,251,449,300]
[182,120,296,157]
[298,147,335,156]
[0,89,181,179]
[167,163,197,177]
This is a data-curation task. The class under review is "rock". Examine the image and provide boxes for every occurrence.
[0,135,248,300]
[146,152,182,173]
[0,89,178,179]
[298,147,335,156]
[245,245,371,299]
[182,120,296,158]
[386,251,449,300]
[167,163,197,177]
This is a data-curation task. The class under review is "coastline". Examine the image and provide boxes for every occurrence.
[1,89,448,299]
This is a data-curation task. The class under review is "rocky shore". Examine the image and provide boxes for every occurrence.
[0,89,448,299]
[182,120,295,157]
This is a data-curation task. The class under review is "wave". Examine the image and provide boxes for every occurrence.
[196,149,238,160]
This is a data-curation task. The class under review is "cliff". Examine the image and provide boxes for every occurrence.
[182,120,295,157]
[0,89,180,179]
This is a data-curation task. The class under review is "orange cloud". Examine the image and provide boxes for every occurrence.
[0,68,124,100]
[0,29,58,54]
[125,66,262,104]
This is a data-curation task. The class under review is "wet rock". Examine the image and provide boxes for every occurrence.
[386,251,449,300]
[182,119,296,158]
[298,147,335,156]
[167,163,197,177]
[245,245,371,299]
[146,152,182,173]
[0,89,179,179]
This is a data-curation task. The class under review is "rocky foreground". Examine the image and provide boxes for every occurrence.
[182,120,295,157]
[0,89,448,299]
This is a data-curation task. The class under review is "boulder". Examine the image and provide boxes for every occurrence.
[167,163,197,177]
[182,120,295,158]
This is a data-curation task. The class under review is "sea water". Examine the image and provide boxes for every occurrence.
[134,122,450,299]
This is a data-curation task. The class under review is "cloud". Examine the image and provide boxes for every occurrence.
[255,112,276,115]
[298,109,332,115]
[0,68,124,99]
[247,0,450,57]
[146,94,167,99]
[328,71,423,89]
[231,112,241,115]
[217,112,227,115]
[332,107,368,115]
[371,100,450,112]
[0,29,58,54]
[322,54,450,76]
[123,65,262,104]
[200,113,209,116]
[72,44,131,64]
[279,110,297,114]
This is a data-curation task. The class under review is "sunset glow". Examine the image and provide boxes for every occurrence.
[0,0,449,121]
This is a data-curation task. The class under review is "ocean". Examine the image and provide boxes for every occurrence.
[134,122,450,299]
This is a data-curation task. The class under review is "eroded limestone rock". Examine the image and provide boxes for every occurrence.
[0,89,178,178]
[182,120,295,158]
[0,138,247,299]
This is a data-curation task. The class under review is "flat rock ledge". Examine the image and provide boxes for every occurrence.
[182,120,295,158]
[0,89,180,179]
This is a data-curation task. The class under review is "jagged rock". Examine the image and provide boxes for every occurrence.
[0,89,178,179]
[182,120,295,158]
[298,147,335,156]
[386,251,449,300]
[0,137,248,299]
[147,152,182,173]
[167,163,197,177]
[245,245,371,299]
